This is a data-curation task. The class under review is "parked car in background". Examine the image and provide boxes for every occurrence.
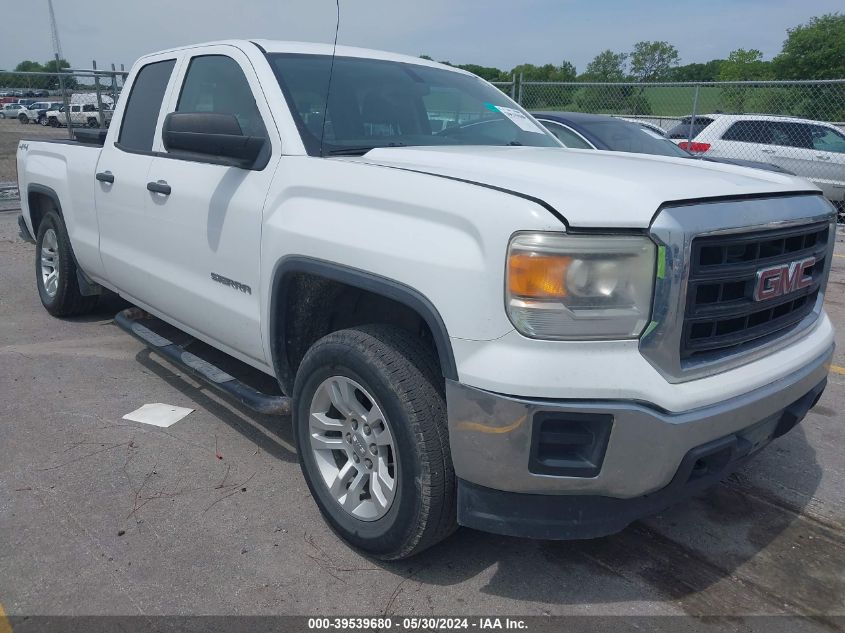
[667,114,845,208]
[46,103,113,128]
[19,102,60,125]
[0,103,28,119]
[532,112,791,174]
[621,118,667,137]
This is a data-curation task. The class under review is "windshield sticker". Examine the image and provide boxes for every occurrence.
[485,103,545,134]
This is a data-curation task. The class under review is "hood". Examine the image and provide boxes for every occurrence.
[354,146,818,228]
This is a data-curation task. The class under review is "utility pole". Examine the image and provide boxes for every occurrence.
[47,0,64,61]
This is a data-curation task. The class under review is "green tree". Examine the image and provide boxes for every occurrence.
[718,49,771,81]
[576,51,629,112]
[580,50,627,82]
[670,60,724,82]
[718,49,772,113]
[773,13,845,79]
[14,60,46,73]
[512,62,577,108]
[510,62,576,82]
[456,63,508,82]
[629,41,679,82]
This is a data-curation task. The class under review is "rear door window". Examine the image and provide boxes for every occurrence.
[769,122,813,149]
[722,120,773,144]
[118,59,176,152]
[810,126,845,154]
[667,117,713,139]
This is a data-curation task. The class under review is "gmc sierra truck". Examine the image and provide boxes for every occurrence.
[16,40,836,560]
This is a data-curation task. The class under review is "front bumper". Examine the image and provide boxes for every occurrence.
[447,345,832,539]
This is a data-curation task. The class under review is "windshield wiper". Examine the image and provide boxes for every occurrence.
[326,142,408,157]
[326,146,377,156]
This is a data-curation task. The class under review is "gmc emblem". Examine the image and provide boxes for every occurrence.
[753,257,815,302]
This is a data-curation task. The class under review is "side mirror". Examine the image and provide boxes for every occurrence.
[162,112,266,168]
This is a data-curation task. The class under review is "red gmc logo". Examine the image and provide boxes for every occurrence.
[753,257,816,302]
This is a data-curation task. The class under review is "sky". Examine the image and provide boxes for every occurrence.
[1,0,842,73]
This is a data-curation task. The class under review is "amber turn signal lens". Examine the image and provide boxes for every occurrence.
[508,253,571,299]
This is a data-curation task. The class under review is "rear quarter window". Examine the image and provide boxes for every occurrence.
[667,117,713,139]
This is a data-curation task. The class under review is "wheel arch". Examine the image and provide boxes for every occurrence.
[27,183,63,236]
[269,256,458,394]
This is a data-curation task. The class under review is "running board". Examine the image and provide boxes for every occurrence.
[114,308,291,416]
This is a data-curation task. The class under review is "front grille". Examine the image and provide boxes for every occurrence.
[682,222,830,361]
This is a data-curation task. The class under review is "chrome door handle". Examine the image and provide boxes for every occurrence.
[146,180,171,195]
[760,148,776,154]
[816,155,830,161]
[96,171,114,183]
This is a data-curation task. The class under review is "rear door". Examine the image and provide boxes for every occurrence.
[96,54,180,293]
[809,124,845,203]
[713,119,773,164]
[761,121,817,179]
[139,45,280,363]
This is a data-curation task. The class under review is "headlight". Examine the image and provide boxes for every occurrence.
[506,232,656,339]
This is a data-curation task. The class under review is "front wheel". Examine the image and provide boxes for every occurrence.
[293,325,456,559]
[35,211,98,317]
[18,114,28,124]
[87,117,98,128]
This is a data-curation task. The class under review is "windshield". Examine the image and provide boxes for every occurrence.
[268,53,560,156]
[578,119,690,158]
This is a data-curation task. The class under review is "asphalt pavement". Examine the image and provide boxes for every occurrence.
[1,208,845,628]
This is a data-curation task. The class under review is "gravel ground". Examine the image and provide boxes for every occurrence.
[0,117,69,184]
[1,209,845,629]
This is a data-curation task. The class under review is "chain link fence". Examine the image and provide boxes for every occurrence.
[0,67,128,201]
[516,79,845,209]
[2,71,844,208]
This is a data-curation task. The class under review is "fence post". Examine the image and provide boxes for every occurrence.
[93,60,105,129]
[511,74,516,101]
[517,73,524,106]
[110,64,118,105]
[55,53,73,139]
[687,83,700,146]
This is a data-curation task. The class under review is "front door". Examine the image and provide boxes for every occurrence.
[140,46,280,364]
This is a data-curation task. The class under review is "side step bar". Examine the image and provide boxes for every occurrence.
[115,308,291,416]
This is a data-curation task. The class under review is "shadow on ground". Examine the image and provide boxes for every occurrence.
[112,310,842,621]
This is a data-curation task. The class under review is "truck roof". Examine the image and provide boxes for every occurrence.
[139,39,472,76]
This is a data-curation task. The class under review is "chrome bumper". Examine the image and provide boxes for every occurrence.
[446,344,832,498]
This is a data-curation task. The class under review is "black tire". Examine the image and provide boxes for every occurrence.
[18,114,28,124]
[87,118,98,128]
[49,117,59,127]
[35,211,98,317]
[293,325,456,560]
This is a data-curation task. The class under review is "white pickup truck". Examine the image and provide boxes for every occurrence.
[16,40,836,559]
[45,102,114,128]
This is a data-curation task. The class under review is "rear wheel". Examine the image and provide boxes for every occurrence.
[293,325,456,559]
[87,117,98,128]
[35,211,98,317]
